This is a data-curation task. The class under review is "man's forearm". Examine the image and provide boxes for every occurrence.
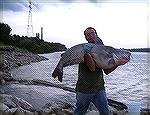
[84,53,96,71]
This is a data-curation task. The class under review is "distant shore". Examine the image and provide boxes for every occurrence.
[125,48,150,52]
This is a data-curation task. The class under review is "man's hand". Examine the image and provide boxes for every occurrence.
[83,43,94,53]
[84,53,96,71]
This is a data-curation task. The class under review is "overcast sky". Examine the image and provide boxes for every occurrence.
[0,0,149,48]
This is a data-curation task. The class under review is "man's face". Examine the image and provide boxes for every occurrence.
[84,28,97,43]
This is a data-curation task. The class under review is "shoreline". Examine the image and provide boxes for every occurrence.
[1,78,150,115]
[0,45,75,114]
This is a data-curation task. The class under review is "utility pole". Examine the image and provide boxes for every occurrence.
[27,0,34,37]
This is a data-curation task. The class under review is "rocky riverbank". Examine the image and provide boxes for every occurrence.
[0,45,49,83]
[0,45,48,71]
[0,45,48,84]
[0,45,75,115]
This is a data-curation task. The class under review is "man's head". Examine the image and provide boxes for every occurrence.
[84,27,98,43]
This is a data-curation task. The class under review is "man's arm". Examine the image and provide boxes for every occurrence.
[84,53,118,73]
[83,43,96,71]
[84,53,96,71]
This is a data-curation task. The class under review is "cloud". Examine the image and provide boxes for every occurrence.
[1,0,146,12]
[0,0,40,12]
[0,0,103,12]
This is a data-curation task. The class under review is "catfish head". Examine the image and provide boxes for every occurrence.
[113,49,131,65]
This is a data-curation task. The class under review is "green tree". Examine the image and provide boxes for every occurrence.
[0,22,12,44]
[0,22,67,53]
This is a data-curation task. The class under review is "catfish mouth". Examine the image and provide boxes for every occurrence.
[113,51,131,65]
[121,58,130,64]
[120,52,131,64]
[123,55,130,61]
[125,52,131,60]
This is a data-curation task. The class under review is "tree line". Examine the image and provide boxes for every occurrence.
[126,48,150,52]
[0,22,67,54]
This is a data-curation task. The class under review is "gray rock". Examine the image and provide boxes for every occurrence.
[62,103,75,110]
[0,88,5,94]
[0,94,17,108]
[5,107,18,114]
[61,109,73,115]
[0,46,15,52]
[0,102,9,111]
[11,95,34,111]
[3,107,36,115]
[0,71,13,81]
[13,107,35,115]
[0,94,34,111]
[0,60,8,70]
[0,77,5,84]
[13,107,26,115]
[42,102,74,115]
[42,103,62,114]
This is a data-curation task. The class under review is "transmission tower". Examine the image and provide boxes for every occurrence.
[27,0,34,37]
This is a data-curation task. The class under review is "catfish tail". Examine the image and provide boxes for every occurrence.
[52,67,63,82]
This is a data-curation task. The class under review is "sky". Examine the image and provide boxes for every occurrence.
[0,0,150,49]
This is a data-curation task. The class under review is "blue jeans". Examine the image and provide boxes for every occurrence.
[73,89,111,115]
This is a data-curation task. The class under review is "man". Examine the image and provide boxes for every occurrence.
[73,27,114,115]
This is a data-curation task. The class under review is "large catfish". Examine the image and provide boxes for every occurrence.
[52,43,131,82]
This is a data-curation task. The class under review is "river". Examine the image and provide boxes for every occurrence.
[7,52,150,109]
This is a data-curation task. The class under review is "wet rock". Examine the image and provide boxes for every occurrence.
[0,102,9,111]
[60,109,73,115]
[0,77,5,84]
[0,94,35,111]
[112,110,128,115]
[0,46,15,52]
[16,63,22,66]
[62,103,75,109]
[13,107,34,115]
[11,96,35,111]
[5,107,18,114]
[42,102,74,115]
[0,88,4,94]
[0,71,13,82]
[13,107,26,115]
[42,103,62,114]
[0,60,8,70]
[0,94,17,108]
[4,107,38,115]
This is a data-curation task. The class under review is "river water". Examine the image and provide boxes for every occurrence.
[8,52,150,109]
